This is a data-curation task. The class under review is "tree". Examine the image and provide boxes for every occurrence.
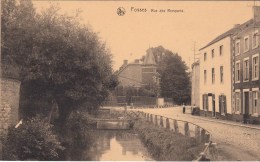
[149,46,191,104]
[1,0,118,125]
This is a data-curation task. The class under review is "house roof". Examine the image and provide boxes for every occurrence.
[199,19,254,51]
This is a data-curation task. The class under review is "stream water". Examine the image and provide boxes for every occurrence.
[67,130,154,161]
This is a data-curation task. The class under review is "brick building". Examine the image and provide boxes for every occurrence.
[194,6,260,123]
[116,49,160,88]
[232,7,260,123]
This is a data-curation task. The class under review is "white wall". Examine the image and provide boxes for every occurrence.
[199,37,232,114]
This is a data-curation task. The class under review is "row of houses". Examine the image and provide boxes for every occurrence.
[192,7,260,123]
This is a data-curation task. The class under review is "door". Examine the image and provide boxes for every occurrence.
[212,95,216,117]
[208,96,212,112]
[244,92,249,115]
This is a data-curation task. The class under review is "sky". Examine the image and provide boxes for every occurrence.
[33,1,256,71]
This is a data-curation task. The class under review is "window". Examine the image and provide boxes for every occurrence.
[235,41,240,55]
[204,70,207,84]
[220,45,223,56]
[252,91,258,114]
[244,36,249,52]
[252,55,259,80]
[212,49,214,58]
[219,95,227,114]
[203,94,208,110]
[244,59,249,81]
[204,53,207,61]
[212,68,215,84]
[235,61,240,82]
[252,31,259,49]
[220,66,224,83]
[235,92,240,112]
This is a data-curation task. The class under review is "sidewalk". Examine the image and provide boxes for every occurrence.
[189,114,260,130]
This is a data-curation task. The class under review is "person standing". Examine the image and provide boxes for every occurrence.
[182,103,186,114]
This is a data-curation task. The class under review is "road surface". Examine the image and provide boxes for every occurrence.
[132,107,260,161]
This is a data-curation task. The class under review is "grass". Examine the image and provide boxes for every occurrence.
[134,119,204,161]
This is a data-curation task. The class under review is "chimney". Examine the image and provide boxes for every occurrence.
[134,59,139,64]
[123,60,128,65]
[253,6,260,22]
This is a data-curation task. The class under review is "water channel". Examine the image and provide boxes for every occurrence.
[67,130,154,161]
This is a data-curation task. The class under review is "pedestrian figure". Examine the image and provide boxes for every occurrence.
[182,103,186,114]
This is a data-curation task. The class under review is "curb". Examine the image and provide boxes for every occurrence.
[189,115,260,130]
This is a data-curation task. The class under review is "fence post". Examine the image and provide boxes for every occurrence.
[146,113,149,121]
[155,115,158,126]
[166,118,170,130]
[160,116,164,127]
[184,122,190,137]
[150,114,153,124]
[195,126,201,141]
[201,129,206,143]
[173,120,179,133]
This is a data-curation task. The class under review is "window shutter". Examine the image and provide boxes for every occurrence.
[249,91,253,115]
[257,91,260,115]
[223,96,227,114]
[206,95,208,110]
[239,92,242,113]
[232,93,235,113]
[219,95,222,114]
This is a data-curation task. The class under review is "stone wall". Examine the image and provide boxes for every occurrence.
[0,78,21,137]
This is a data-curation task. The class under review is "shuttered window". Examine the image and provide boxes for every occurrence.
[235,92,241,112]
[203,94,208,110]
[219,95,227,114]
[249,92,253,115]
[252,91,258,114]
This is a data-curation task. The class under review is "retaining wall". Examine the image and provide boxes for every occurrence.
[0,78,21,137]
[138,111,215,161]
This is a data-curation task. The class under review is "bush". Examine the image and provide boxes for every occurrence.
[134,119,204,161]
[65,111,95,148]
[2,116,64,160]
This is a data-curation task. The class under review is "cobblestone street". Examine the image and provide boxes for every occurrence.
[133,107,260,161]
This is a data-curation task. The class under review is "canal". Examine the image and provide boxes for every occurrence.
[67,130,154,161]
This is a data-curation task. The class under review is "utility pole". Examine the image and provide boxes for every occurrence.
[193,42,196,64]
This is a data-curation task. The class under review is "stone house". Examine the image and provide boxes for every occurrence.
[116,49,160,88]
[232,6,260,123]
[199,27,235,118]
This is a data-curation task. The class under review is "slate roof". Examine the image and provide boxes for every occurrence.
[199,19,255,51]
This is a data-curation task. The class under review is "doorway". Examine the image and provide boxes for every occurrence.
[212,94,216,117]
[244,92,249,115]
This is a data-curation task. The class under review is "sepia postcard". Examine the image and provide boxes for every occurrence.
[0,0,260,161]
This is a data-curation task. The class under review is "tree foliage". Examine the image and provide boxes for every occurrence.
[2,116,64,160]
[149,46,191,104]
[1,0,118,123]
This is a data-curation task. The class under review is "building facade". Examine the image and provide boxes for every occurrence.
[199,29,235,118]
[232,10,260,123]
[116,49,159,88]
[191,61,200,107]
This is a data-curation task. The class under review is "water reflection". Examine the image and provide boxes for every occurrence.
[71,130,153,161]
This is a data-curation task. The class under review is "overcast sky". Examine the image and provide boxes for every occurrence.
[33,1,255,71]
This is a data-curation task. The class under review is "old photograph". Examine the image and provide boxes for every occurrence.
[0,0,260,161]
